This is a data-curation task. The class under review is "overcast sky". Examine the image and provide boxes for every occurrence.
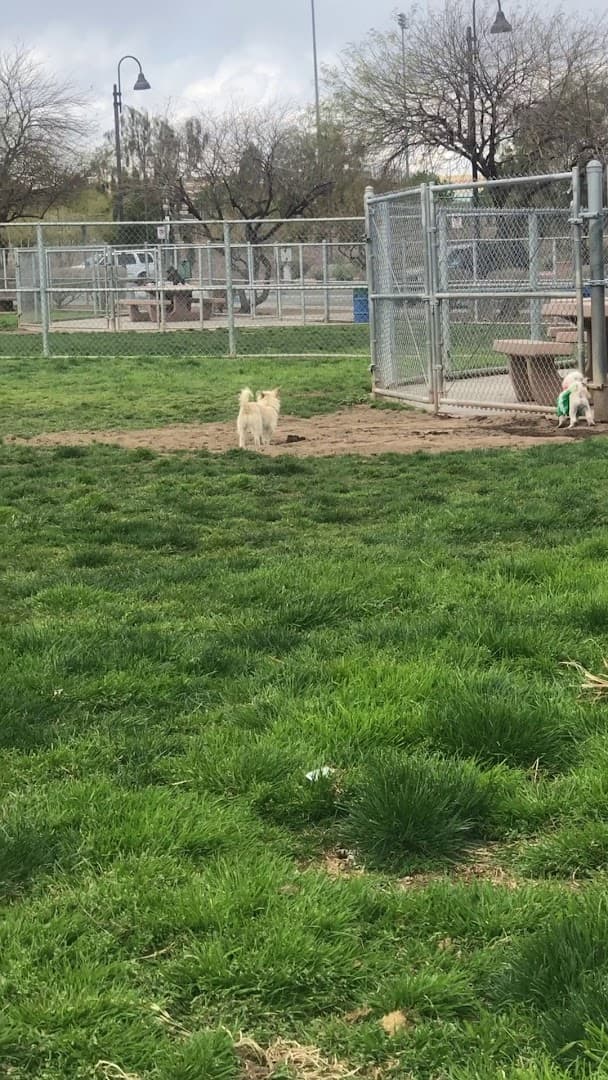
[7,0,580,144]
[5,1,402,141]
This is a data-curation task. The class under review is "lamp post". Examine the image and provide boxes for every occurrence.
[310,0,321,154]
[113,55,151,221]
[466,0,511,188]
[396,12,410,179]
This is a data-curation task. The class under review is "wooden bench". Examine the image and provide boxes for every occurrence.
[493,339,574,406]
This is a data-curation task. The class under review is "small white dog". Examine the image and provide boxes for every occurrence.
[236,386,281,450]
[557,370,594,429]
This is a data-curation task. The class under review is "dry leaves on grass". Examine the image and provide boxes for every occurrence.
[343,1005,373,1023]
[149,1002,192,1036]
[95,1063,141,1080]
[235,1035,362,1078]
[564,658,608,698]
[379,1010,412,1036]
[322,850,363,878]
[396,844,519,891]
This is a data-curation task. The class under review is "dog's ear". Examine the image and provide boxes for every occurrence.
[273,386,281,394]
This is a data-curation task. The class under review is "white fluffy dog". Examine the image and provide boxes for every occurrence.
[558,370,594,429]
[237,387,281,450]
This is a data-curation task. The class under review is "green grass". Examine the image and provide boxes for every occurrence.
[0,353,370,435]
[3,358,608,1077]
[0,311,17,330]
[0,314,540,375]
[0,322,370,357]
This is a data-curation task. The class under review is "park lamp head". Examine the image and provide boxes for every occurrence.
[133,70,151,91]
[490,2,512,34]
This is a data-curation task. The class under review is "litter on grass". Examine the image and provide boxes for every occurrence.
[306,766,335,781]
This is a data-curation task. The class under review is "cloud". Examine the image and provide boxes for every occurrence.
[20,21,313,142]
[177,49,307,118]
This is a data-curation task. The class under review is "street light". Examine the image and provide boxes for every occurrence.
[490,0,512,34]
[396,12,410,179]
[310,0,321,154]
[112,54,151,221]
[466,0,511,188]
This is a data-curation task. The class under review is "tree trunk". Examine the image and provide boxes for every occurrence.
[234,249,272,313]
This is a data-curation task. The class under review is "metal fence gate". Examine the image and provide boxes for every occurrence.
[366,167,603,414]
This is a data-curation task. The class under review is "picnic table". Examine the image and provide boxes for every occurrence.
[143,283,197,321]
[541,298,604,376]
[118,286,227,324]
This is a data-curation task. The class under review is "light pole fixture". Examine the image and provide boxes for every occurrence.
[112,55,151,221]
[466,0,511,188]
[490,0,512,34]
[396,12,410,179]
[310,0,321,155]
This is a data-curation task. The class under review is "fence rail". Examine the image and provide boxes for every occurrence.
[0,217,369,359]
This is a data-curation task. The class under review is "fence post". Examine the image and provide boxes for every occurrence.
[322,238,330,322]
[36,224,50,358]
[364,185,378,388]
[223,221,237,357]
[14,249,22,321]
[571,166,586,376]
[587,160,608,419]
[197,246,205,328]
[436,207,451,380]
[247,243,256,320]
[274,243,283,320]
[471,227,479,323]
[422,185,440,410]
[528,211,542,339]
[299,244,306,323]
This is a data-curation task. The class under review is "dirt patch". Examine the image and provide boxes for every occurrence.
[5,405,607,457]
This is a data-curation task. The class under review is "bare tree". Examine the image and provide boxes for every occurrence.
[89,103,381,304]
[175,107,334,312]
[0,48,86,223]
[325,2,608,181]
[513,64,608,174]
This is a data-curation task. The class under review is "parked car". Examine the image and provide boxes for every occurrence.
[70,249,158,282]
[446,240,528,279]
[92,250,158,281]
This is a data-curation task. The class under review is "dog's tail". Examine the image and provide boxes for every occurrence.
[239,387,254,408]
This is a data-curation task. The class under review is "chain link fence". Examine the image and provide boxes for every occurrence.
[368,170,589,414]
[0,217,368,359]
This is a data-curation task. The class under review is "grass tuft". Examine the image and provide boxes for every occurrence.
[343,752,495,871]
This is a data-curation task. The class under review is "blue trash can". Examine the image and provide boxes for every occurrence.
[353,286,369,323]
